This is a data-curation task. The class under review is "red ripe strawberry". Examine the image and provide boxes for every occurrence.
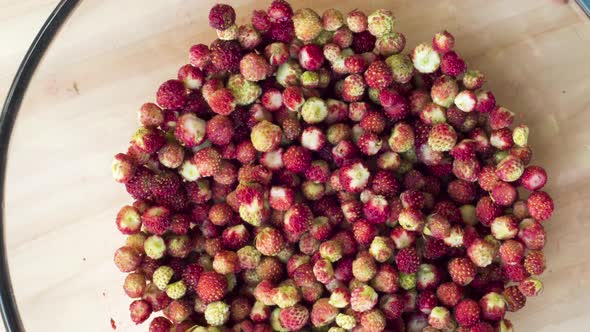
[526,191,554,221]
[403,169,426,190]
[360,111,387,134]
[345,54,368,73]
[284,203,313,235]
[206,115,234,146]
[149,317,172,332]
[436,282,463,307]
[428,123,457,152]
[440,51,466,77]
[447,179,476,204]
[181,263,204,291]
[221,224,250,250]
[520,165,547,191]
[196,271,227,303]
[130,299,152,324]
[479,292,507,321]
[208,88,237,116]
[400,190,426,210]
[141,206,171,235]
[471,321,494,332]
[518,219,546,250]
[280,305,310,330]
[380,294,405,320]
[352,30,377,53]
[475,196,502,226]
[432,30,455,53]
[363,195,391,224]
[478,166,501,192]
[491,182,517,206]
[255,227,285,256]
[475,90,496,114]
[193,147,222,177]
[448,257,476,286]
[503,285,526,312]
[371,170,400,197]
[364,60,394,89]
[417,290,438,314]
[395,247,421,274]
[371,264,399,293]
[524,250,546,275]
[282,145,312,173]
[334,256,354,282]
[292,263,315,288]
[451,139,477,161]
[267,0,293,22]
[423,237,449,260]
[499,240,525,266]
[156,80,187,109]
[434,200,462,224]
[502,264,529,282]
[454,299,480,327]
[208,4,235,30]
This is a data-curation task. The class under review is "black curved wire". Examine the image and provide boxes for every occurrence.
[0,0,79,330]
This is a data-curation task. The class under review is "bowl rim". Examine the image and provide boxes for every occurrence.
[0,1,80,330]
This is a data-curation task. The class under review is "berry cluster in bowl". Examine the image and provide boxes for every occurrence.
[111,1,555,331]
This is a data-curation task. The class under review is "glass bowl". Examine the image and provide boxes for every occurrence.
[1,1,589,331]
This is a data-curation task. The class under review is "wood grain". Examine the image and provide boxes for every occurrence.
[1,0,589,331]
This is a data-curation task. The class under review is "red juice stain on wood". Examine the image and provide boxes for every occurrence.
[110,318,117,329]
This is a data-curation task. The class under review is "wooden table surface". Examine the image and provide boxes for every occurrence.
[1,0,590,331]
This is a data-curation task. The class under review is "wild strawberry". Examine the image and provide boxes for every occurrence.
[519,277,543,297]
[282,145,312,173]
[448,257,476,286]
[524,250,546,275]
[475,90,496,113]
[467,238,496,267]
[255,227,285,256]
[475,196,502,226]
[388,122,415,153]
[499,240,525,265]
[477,292,507,322]
[428,306,451,329]
[448,179,476,204]
[436,282,463,307]
[112,153,137,184]
[490,182,517,207]
[360,309,386,332]
[476,166,500,192]
[311,298,338,327]
[423,214,451,240]
[196,271,227,303]
[518,218,546,250]
[454,299,480,327]
[149,317,172,332]
[503,286,526,312]
[350,253,376,282]
[417,290,438,314]
[440,51,466,77]
[503,264,529,282]
[526,191,554,221]
[428,123,457,152]
[130,299,152,324]
[351,285,379,312]
[411,43,441,73]
[279,304,309,330]
[395,247,421,274]
[432,30,455,53]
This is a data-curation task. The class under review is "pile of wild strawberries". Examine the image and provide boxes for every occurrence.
[111,1,555,331]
